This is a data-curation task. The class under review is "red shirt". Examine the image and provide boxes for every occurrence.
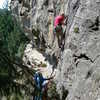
[54,15,65,27]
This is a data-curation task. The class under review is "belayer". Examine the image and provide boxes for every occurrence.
[33,72,54,100]
[54,13,68,48]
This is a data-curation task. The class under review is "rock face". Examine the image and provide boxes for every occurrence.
[10,0,100,100]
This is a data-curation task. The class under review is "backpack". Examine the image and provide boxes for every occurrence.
[34,72,44,90]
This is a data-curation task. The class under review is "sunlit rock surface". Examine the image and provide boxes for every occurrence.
[11,0,100,100]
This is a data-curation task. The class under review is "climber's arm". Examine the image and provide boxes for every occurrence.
[62,16,68,26]
[43,75,55,81]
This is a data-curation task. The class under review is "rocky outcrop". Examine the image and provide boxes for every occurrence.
[10,0,55,47]
[56,0,100,100]
[10,0,100,100]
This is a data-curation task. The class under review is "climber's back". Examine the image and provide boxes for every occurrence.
[54,13,65,27]
[54,13,67,48]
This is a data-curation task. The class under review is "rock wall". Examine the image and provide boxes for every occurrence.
[56,0,100,100]
[10,0,100,100]
[10,0,56,47]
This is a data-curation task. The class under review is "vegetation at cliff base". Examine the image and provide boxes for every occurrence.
[0,9,34,99]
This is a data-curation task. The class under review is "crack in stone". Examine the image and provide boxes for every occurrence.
[73,54,100,79]
[73,53,93,63]
[62,86,69,100]
[93,55,100,62]
[73,0,80,10]
[89,16,99,31]
[73,53,93,67]
[85,69,93,79]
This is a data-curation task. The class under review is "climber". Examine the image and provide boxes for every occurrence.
[54,13,68,48]
[33,72,54,100]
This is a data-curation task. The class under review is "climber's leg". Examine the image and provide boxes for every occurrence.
[55,25,63,48]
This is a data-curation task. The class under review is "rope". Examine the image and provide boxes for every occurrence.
[50,67,54,77]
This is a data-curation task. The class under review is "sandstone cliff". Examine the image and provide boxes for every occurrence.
[11,0,100,100]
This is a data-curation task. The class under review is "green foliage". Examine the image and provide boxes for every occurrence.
[47,81,60,100]
[41,63,47,67]
[32,28,40,38]
[0,9,34,99]
[0,10,29,59]
[74,27,79,33]
[38,62,47,67]
[32,28,40,47]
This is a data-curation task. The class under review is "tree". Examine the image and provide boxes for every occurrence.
[0,9,35,99]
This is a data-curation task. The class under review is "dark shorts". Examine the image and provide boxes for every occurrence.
[54,25,63,36]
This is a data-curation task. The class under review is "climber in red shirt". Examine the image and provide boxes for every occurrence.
[54,13,67,48]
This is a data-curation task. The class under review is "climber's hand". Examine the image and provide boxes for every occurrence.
[51,74,56,79]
